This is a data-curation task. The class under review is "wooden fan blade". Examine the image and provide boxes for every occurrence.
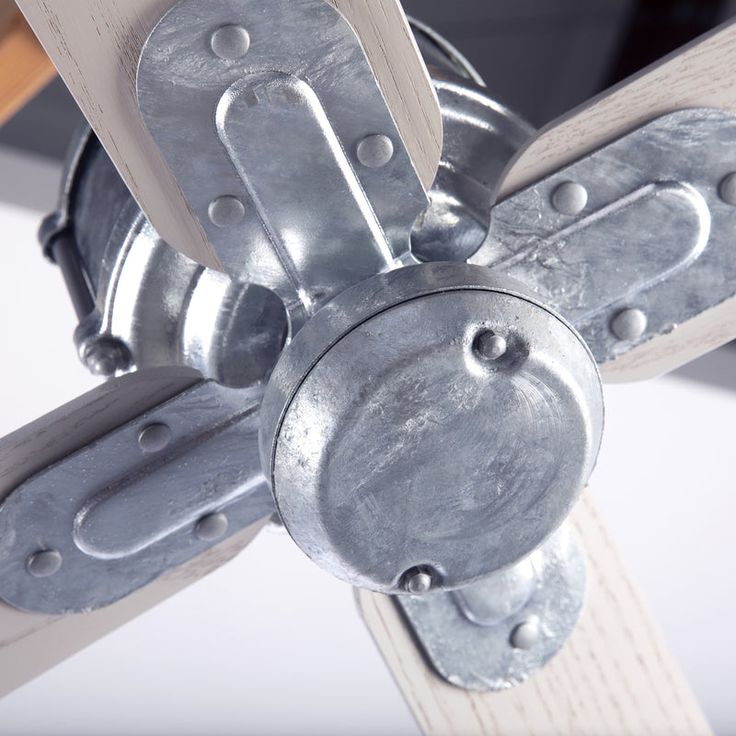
[357,493,712,736]
[15,0,442,271]
[498,19,736,382]
[0,368,268,697]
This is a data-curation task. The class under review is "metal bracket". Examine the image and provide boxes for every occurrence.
[137,0,427,329]
[0,382,273,613]
[396,526,585,691]
[474,108,736,367]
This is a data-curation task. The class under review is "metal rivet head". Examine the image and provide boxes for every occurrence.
[551,181,588,216]
[82,338,129,377]
[610,308,647,342]
[210,25,251,60]
[510,618,539,650]
[208,196,246,227]
[138,423,172,453]
[357,134,394,168]
[474,330,507,361]
[195,512,229,542]
[719,172,736,205]
[402,567,434,595]
[27,549,63,578]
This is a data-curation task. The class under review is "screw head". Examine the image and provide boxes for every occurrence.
[403,567,434,595]
[510,618,539,650]
[83,338,129,377]
[208,196,246,227]
[210,24,251,60]
[138,423,172,454]
[551,181,588,216]
[610,308,647,342]
[474,330,507,361]
[357,134,394,168]
[27,549,63,578]
[719,173,736,205]
[195,512,229,542]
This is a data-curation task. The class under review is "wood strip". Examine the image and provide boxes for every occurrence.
[357,493,712,736]
[16,0,441,270]
[0,10,55,127]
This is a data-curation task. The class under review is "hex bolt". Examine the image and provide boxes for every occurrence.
[210,24,251,60]
[357,134,394,168]
[208,196,246,227]
[83,338,129,377]
[551,181,588,216]
[610,308,647,342]
[403,567,434,595]
[510,618,539,650]
[475,330,507,361]
[195,512,229,542]
[27,549,63,578]
[138,422,172,454]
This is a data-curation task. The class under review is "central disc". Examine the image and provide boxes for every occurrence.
[260,264,603,593]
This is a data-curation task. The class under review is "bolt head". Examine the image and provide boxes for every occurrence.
[610,308,647,342]
[475,330,507,361]
[551,181,588,216]
[208,195,246,227]
[195,512,229,542]
[27,549,63,578]
[510,618,539,650]
[210,25,251,60]
[357,134,394,168]
[138,423,172,454]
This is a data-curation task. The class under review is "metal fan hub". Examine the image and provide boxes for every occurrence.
[260,263,604,593]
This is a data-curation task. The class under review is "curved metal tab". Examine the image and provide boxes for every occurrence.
[137,0,427,327]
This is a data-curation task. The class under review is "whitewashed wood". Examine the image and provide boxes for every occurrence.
[498,20,736,382]
[0,368,268,697]
[358,493,712,736]
[16,0,442,270]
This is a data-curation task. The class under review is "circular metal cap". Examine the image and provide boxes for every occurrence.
[261,264,603,594]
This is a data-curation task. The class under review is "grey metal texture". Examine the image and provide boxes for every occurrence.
[396,525,586,691]
[137,0,426,328]
[471,108,736,367]
[0,381,274,613]
[260,263,603,594]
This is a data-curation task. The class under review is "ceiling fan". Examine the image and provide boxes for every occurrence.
[0,0,732,732]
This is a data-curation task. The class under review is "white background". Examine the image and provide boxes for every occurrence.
[0,147,734,734]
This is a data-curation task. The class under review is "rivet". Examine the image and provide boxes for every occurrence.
[195,512,229,542]
[474,330,507,361]
[138,423,172,453]
[357,134,394,168]
[551,181,588,216]
[27,549,63,578]
[82,338,129,377]
[610,308,647,342]
[208,196,246,227]
[510,618,539,650]
[403,567,434,595]
[210,24,251,60]
[719,172,736,205]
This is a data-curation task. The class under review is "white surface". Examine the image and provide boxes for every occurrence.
[0,185,734,733]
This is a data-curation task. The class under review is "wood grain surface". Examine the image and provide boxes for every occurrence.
[16,0,442,270]
[358,493,713,736]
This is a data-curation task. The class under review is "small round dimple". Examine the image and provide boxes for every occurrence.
[195,512,229,542]
[551,181,588,216]
[474,330,507,361]
[210,24,251,60]
[27,549,63,578]
[138,423,172,454]
[719,172,736,205]
[357,134,394,168]
[208,196,246,228]
[610,308,647,342]
[510,618,539,650]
